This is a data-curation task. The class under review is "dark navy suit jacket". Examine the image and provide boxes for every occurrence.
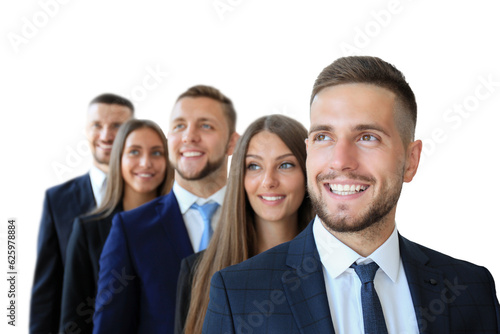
[93,191,193,334]
[204,221,500,333]
[60,205,122,334]
[30,173,95,334]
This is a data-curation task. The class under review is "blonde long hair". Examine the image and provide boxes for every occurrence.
[184,115,313,333]
[89,119,174,220]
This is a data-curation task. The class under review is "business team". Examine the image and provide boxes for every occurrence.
[31,57,500,334]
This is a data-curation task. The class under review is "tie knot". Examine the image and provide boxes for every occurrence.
[351,261,379,284]
[191,202,219,222]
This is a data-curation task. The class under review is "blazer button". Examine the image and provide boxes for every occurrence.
[428,278,438,285]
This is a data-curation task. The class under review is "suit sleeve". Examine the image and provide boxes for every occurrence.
[93,213,139,334]
[484,267,500,332]
[174,257,195,334]
[202,271,235,334]
[60,218,95,334]
[30,190,64,334]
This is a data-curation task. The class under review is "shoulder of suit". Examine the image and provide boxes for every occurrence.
[219,240,291,275]
[46,173,90,197]
[400,235,490,277]
[114,192,174,224]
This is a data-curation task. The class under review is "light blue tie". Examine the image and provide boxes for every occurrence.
[351,262,388,334]
[191,202,219,251]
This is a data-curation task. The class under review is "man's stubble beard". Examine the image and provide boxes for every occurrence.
[172,139,229,182]
[308,168,404,235]
[174,153,227,181]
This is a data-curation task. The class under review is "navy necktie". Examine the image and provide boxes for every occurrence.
[191,202,219,251]
[351,262,388,334]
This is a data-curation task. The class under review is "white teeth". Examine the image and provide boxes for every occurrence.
[329,184,367,196]
[261,196,284,201]
[183,151,202,157]
[138,173,153,177]
[100,144,112,149]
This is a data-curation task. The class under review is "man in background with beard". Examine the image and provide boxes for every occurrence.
[203,57,500,333]
[92,85,239,334]
[30,93,133,334]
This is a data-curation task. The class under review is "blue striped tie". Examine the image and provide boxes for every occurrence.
[351,262,388,334]
[191,202,219,251]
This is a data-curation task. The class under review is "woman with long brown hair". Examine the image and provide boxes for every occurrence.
[60,119,174,334]
[175,114,313,334]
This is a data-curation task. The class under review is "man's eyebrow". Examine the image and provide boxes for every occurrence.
[353,124,390,137]
[170,117,184,123]
[197,117,215,123]
[308,124,390,137]
[308,125,334,136]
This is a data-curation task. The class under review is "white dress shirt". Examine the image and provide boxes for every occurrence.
[173,181,225,252]
[313,216,419,334]
[89,165,107,207]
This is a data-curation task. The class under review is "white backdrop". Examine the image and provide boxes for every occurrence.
[1,0,499,332]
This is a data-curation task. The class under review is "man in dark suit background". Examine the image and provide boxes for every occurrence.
[92,85,239,334]
[30,93,134,334]
[203,57,500,333]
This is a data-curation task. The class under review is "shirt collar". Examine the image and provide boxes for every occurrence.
[89,165,107,192]
[313,216,401,283]
[173,181,226,214]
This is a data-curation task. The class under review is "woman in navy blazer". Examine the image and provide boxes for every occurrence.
[175,115,315,334]
[60,119,174,334]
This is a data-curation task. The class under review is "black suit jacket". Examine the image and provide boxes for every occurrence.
[204,221,500,333]
[30,173,95,334]
[175,251,203,334]
[60,205,122,334]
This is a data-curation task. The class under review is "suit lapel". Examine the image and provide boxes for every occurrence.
[60,174,96,263]
[157,192,194,259]
[282,222,335,334]
[78,173,97,211]
[399,235,449,333]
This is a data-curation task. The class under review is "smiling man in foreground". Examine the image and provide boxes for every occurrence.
[203,56,500,333]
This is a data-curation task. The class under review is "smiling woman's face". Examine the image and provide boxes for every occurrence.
[244,130,306,226]
[121,127,167,197]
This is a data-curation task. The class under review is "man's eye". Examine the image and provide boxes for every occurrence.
[314,134,332,141]
[173,124,185,130]
[201,124,213,129]
[360,134,377,141]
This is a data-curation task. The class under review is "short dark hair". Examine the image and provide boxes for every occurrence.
[311,56,417,145]
[89,93,135,114]
[177,85,236,133]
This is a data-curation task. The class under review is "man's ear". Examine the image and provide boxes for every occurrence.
[226,132,240,156]
[403,139,422,183]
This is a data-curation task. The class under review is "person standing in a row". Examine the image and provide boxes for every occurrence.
[30,94,133,334]
[175,115,314,334]
[203,56,500,333]
[60,119,174,333]
[93,85,239,334]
